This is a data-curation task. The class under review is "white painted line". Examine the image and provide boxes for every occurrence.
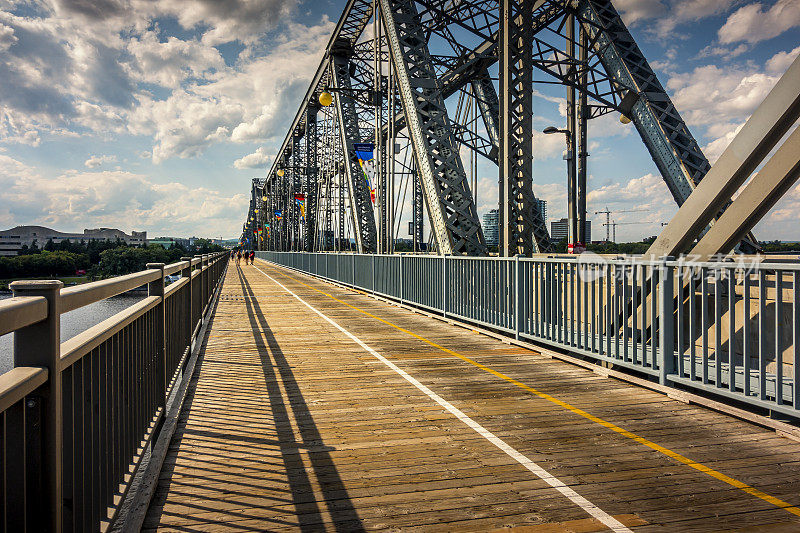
[253,265,632,533]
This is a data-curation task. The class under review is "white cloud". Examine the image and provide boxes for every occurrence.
[0,22,17,51]
[614,0,737,36]
[718,0,800,45]
[666,51,794,163]
[587,173,677,241]
[84,154,117,168]
[233,146,271,169]
[159,0,298,45]
[126,31,225,88]
[127,18,332,162]
[756,181,800,239]
[614,0,667,25]
[766,45,800,74]
[0,156,246,237]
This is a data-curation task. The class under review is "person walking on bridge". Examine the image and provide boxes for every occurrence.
[249,250,255,265]
[236,249,242,265]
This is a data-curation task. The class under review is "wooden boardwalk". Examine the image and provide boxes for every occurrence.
[144,261,800,532]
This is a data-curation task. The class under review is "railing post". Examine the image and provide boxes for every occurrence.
[515,255,521,340]
[658,257,676,385]
[146,263,167,430]
[442,254,448,317]
[372,255,376,294]
[10,279,64,533]
[198,254,207,312]
[181,257,194,350]
[399,254,404,303]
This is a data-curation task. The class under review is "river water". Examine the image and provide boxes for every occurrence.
[0,292,147,374]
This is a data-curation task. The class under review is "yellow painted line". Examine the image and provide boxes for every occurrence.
[259,260,800,518]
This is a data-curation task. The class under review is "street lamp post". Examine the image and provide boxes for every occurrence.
[542,126,583,253]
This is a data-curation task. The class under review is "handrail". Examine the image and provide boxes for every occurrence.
[0,367,48,413]
[2,250,229,532]
[164,260,190,277]
[59,296,161,370]
[164,276,190,298]
[61,269,160,313]
[0,296,47,336]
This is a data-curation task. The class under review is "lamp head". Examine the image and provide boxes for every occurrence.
[542,126,560,135]
[319,91,333,107]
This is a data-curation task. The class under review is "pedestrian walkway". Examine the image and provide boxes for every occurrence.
[143,260,800,532]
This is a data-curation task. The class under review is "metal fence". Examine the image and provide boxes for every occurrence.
[0,252,228,532]
[258,251,800,419]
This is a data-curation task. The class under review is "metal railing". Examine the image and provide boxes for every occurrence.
[0,252,228,532]
[259,251,800,419]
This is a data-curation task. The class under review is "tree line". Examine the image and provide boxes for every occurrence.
[1,238,225,281]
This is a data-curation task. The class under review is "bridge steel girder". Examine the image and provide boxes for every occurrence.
[305,106,319,252]
[331,53,378,253]
[576,0,760,253]
[380,0,487,256]
[500,0,552,256]
[577,0,704,203]
[470,71,501,154]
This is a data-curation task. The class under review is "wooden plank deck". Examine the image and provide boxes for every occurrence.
[143,261,800,532]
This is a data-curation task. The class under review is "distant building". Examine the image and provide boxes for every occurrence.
[0,225,146,256]
[482,209,499,246]
[535,198,547,225]
[550,218,591,243]
[149,237,190,248]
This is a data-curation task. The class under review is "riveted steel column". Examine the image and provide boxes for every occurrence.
[500,0,552,255]
[577,23,588,246]
[330,52,378,253]
[306,105,319,252]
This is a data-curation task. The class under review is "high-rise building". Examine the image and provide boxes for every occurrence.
[535,198,547,224]
[550,218,591,243]
[482,209,499,246]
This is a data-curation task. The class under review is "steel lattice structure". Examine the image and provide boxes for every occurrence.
[242,0,769,257]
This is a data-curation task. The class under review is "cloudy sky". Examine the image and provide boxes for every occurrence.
[0,0,798,241]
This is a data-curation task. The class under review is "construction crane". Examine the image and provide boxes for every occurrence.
[604,220,649,243]
[594,207,648,241]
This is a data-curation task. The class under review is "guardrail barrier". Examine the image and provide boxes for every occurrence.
[0,252,228,532]
[259,251,799,420]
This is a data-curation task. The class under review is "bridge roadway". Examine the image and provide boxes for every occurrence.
[143,260,800,532]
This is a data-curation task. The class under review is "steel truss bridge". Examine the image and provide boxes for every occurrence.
[241,0,800,260]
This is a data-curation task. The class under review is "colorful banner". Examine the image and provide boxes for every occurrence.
[275,210,282,220]
[294,193,306,223]
[353,142,376,204]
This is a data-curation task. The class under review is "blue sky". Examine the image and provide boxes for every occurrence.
[0,0,798,241]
